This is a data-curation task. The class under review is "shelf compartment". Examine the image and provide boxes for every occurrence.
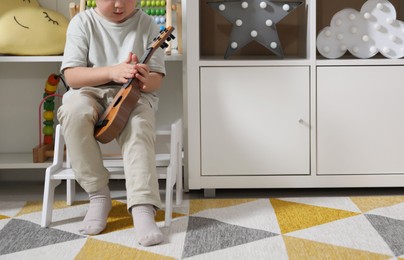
[199,0,309,60]
[316,0,404,60]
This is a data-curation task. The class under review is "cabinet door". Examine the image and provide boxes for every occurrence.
[317,66,404,175]
[200,66,310,176]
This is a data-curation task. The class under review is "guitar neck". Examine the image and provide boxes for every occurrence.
[122,47,155,88]
[121,26,174,89]
[139,47,153,64]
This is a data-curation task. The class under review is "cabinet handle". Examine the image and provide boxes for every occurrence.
[298,118,304,123]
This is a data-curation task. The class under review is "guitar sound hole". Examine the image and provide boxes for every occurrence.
[114,96,122,107]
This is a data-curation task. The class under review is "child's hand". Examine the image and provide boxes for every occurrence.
[131,54,152,91]
[109,52,137,84]
[134,63,151,91]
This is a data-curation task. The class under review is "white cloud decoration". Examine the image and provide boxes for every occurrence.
[317,0,404,59]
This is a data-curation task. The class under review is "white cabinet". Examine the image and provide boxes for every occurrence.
[200,66,310,176]
[317,66,404,174]
[184,0,404,191]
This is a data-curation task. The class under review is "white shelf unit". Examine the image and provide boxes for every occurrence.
[0,56,64,63]
[0,54,182,63]
[184,0,404,192]
[0,0,184,172]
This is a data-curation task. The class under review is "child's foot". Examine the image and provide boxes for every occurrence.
[79,185,112,235]
[131,204,164,246]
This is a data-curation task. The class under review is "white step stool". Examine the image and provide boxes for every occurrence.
[41,119,183,228]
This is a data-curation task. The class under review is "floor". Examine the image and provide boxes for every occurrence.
[1,180,404,202]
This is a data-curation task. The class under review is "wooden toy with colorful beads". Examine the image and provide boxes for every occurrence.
[42,74,60,145]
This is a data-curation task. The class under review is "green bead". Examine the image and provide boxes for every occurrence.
[43,102,55,111]
[160,9,166,15]
[43,120,54,126]
[43,125,54,135]
[43,93,55,102]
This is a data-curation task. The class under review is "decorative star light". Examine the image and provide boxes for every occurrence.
[207,0,304,59]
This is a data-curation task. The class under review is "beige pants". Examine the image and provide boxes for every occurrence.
[57,87,162,209]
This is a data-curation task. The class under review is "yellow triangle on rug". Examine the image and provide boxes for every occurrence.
[75,238,174,260]
[350,196,404,213]
[16,200,87,216]
[189,198,257,215]
[283,235,391,259]
[270,198,359,234]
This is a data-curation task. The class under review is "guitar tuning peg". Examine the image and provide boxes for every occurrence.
[170,34,176,40]
[159,42,168,49]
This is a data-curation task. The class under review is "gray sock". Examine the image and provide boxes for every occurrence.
[79,185,112,235]
[131,204,164,246]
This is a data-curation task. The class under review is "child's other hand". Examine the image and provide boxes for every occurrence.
[132,54,152,91]
[134,63,151,91]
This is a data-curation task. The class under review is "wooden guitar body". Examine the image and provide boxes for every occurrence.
[94,84,140,143]
[93,26,175,144]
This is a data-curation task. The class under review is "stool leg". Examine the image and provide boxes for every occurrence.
[164,165,173,227]
[175,146,183,205]
[66,180,76,206]
[41,177,62,228]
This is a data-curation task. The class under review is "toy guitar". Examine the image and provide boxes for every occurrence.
[94,26,175,144]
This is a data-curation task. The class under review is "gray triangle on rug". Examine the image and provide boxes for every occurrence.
[0,219,85,255]
[182,216,279,258]
[365,214,404,256]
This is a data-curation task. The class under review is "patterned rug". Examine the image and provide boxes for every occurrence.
[1,195,404,259]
